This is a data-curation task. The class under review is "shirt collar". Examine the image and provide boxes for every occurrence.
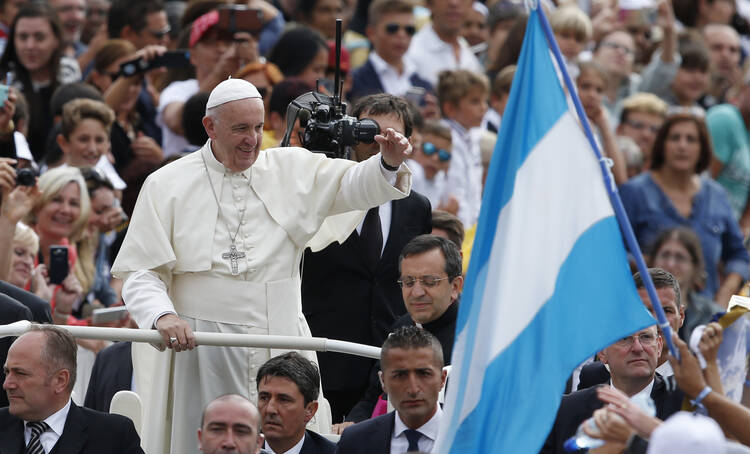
[394,406,443,442]
[201,139,252,179]
[26,398,71,438]
[610,377,655,400]
[369,52,416,79]
[264,431,305,454]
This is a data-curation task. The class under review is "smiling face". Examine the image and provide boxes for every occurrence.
[204,98,265,172]
[257,376,315,452]
[9,241,35,288]
[14,16,60,74]
[414,132,451,179]
[381,346,446,429]
[35,181,82,241]
[51,0,85,44]
[59,118,110,168]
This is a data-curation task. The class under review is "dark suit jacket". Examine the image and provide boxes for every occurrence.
[577,361,612,391]
[83,342,133,412]
[0,295,34,408]
[349,58,433,102]
[346,302,457,422]
[335,412,395,454]
[0,402,144,454]
[541,375,684,454]
[302,192,431,393]
[301,429,337,454]
[0,281,52,323]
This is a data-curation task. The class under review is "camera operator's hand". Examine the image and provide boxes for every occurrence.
[376,128,411,168]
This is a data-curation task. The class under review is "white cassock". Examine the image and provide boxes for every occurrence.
[111,141,411,453]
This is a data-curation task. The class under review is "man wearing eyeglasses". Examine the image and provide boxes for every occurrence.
[541,325,684,454]
[350,0,432,102]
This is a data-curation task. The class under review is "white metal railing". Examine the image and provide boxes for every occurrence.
[0,320,382,359]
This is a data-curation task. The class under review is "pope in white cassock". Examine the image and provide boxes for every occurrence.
[111,78,413,453]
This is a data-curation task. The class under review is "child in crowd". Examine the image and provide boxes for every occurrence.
[409,119,458,214]
[437,69,489,227]
[550,5,593,80]
[616,92,668,168]
[482,64,515,133]
[576,61,627,184]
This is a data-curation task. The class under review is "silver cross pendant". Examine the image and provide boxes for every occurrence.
[221,243,246,276]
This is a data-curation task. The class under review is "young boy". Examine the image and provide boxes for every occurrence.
[409,119,457,213]
[437,69,489,227]
[482,64,515,133]
[549,5,593,80]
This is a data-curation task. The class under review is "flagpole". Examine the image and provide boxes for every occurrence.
[532,4,678,358]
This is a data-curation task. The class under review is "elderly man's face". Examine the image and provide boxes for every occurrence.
[198,396,261,454]
[204,98,265,172]
[599,327,662,384]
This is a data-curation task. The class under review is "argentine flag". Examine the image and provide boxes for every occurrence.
[435,8,655,453]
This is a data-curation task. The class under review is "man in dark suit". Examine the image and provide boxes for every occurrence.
[257,352,336,454]
[541,325,684,454]
[83,342,133,412]
[302,94,432,422]
[336,326,446,454]
[0,280,53,323]
[343,234,461,425]
[198,394,263,454]
[1,324,143,453]
[349,0,433,102]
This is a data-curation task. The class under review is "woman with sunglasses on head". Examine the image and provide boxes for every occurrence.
[620,113,750,308]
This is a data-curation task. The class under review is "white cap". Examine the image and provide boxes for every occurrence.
[647,412,725,454]
[206,78,262,110]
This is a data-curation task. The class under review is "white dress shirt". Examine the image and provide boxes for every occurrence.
[24,399,71,453]
[390,407,442,453]
[264,433,305,454]
[405,24,483,87]
[407,159,450,209]
[443,119,483,227]
[610,378,655,402]
[368,52,419,97]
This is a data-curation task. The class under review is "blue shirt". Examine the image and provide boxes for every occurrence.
[619,172,750,297]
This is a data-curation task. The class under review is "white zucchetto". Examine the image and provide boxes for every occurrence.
[206,78,262,110]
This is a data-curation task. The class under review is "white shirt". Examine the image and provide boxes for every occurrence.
[355,200,392,257]
[264,433,305,454]
[158,78,199,157]
[405,24,483,87]
[391,407,442,453]
[24,399,71,453]
[656,361,673,378]
[443,119,483,227]
[368,52,419,97]
[408,159,450,209]
[610,378,655,402]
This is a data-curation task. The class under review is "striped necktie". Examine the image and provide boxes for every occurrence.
[25,421,49,454]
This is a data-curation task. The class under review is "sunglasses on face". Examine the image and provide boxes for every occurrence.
[422,142,451,161]
[148,25,172,39]
[384,23,416,36]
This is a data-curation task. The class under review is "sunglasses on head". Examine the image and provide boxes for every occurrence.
[384,23,416,36]
[422,142,451,161]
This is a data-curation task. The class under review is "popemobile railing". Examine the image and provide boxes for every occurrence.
[0,320,382,359]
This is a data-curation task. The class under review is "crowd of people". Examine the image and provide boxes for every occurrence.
[0,0,749,452]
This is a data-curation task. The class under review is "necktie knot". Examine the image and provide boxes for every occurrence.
[27,421,49,438]
[404,428,421,452]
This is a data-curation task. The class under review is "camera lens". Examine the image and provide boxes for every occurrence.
[15,168,36,186]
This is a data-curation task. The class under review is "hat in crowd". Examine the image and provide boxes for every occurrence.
[189,10,219,47]
[647,412,725,454]
[206,78,262,110]
[327,41,350,74]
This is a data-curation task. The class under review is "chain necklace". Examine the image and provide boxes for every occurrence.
[201,152,252,276]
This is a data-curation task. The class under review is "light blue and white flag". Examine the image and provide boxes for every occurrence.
[435,8,655,453]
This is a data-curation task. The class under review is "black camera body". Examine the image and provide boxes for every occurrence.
[281,20,379,158]
[298,92,379,158]
[16,167,36,186]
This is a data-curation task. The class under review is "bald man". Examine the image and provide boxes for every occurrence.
[199,394,263,454]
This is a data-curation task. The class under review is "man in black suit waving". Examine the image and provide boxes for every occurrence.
[1,324,143,454]
[302,94,432,422]
[336,326,447,454]
[257,352,336,454]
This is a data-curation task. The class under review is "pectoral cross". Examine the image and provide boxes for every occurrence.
[222,243,246,276]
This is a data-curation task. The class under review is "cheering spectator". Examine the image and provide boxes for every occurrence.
[50,0,86,57]
[0,2,82,162]
[620,113,750,307]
